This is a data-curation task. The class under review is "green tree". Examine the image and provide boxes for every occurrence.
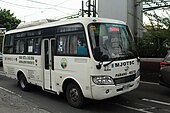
[0,9,21,31]
[138,28,170,57]
[138,0,170,57]
[0,8,21,51]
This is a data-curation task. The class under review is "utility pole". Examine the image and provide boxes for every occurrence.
[88,0,91,17]
[82,1,84,17]
[81,0,97,17]
[93,0,97,17]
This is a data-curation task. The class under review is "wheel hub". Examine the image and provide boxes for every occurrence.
[70,88,79,102]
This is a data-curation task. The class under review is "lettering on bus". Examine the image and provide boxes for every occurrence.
[104,66,111,71]
[115,70,136,77]
[5,57,17,61]
[115,72,127,77]
[112,61,135,68]
[19,56,34,60]
[18,56,35,65]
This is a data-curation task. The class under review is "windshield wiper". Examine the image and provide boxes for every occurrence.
[103,57,119,67]
[103,53,139,67]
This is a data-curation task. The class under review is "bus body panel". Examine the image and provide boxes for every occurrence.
[53,56,93,97]
[3,17,140,101]
[3,55,43,87]
[90,58,140,100]
[91,77,140,100]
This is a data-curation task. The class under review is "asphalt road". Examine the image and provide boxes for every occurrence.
[0,68,170,113]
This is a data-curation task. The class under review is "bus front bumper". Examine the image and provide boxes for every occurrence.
[91,77,140,100]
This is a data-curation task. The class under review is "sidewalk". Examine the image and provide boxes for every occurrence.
[0,87,50,113]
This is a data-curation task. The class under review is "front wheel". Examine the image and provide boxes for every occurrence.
[66,82,85,108]
[18,74,29,91]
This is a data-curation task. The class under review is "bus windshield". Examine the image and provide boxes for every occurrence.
[88,23,138,61]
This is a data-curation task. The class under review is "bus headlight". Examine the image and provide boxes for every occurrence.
[92,76,114,85]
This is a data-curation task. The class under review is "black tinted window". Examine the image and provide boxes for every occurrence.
[4,35,14,54]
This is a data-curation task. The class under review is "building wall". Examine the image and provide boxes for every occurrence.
[98,0,143,39]
[98,0,127,22]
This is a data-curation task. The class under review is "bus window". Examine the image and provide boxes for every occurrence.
[89,23,138,61]
[44,40,49,69]
[34,38,40,54]
[77,34,88,55]
[27,39,34,53]
[26,38,40,54]
[56,24,88,56]
[14,39,25,53]
[4,35,14,54]
[70,35,77,54]
[56,33,88,56]
[57,36,68,54]
[51,39,55,70]
[20,40,25,53]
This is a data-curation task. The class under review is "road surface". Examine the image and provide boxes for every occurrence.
[0,67,170,113]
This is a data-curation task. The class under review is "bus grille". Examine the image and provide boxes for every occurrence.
[113,74,136,85]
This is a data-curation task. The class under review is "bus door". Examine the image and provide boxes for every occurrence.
[43,38,55,90]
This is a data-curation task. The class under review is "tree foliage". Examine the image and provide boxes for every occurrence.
[0,9,21,31]
[138,28,170,57]
[138,0,170,58]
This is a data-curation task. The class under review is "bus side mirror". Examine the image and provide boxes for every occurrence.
[93,47,103,70]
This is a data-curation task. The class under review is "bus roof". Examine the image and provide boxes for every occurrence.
[6,17,126,35]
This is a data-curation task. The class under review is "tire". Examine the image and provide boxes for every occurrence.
[66,82,85,108]
[18,74,29,91]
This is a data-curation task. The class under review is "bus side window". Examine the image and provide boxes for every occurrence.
[15,40,20,53]
[20,40,25,53]
[77,34,88,55]
[34,38,40,54]
[57,36,67,54]
[34,39,40,53]
[14,39,25,53]
[27,39,34,53]
[70,36,77,54]
[26,38,40,54]
[69,34,88,56]
[4,35,14,54]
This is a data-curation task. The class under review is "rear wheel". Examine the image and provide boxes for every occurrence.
[18,73,29,91]
[66,82,85,108]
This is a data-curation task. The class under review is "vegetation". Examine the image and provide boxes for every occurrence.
[138,0,170,58]
[0,9,21,31]
[0,9,21,51]
[0,1,170,57]
[138,28,170,57]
